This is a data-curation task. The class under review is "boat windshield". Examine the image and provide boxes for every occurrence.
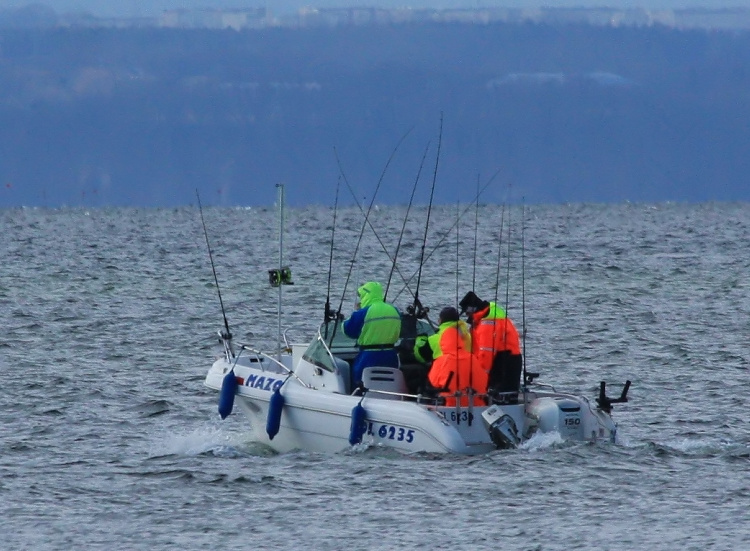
[301,317,435,373]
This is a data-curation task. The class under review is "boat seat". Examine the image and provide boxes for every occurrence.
[333,357,352,394]
[362,366,408,400]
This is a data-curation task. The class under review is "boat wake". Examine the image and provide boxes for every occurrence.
[148,425,277,459]
[519,430,566,451]
[641,438,750,459]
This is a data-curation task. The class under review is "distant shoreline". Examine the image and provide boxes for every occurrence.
[3,5,750,31]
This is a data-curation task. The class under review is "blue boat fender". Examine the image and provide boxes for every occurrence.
[218,370,239,420]
[349,403,367,446]
[266,387,285,440]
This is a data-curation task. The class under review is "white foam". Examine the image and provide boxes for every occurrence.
[149,424,255,457]
[520,430,565,451]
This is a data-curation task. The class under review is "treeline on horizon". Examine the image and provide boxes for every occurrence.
[1,21,749,207]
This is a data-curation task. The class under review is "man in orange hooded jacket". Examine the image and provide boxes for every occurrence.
[459,291,522,394]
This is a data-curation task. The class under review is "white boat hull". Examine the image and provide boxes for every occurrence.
[205,351,621,455]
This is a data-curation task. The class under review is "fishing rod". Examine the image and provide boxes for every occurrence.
[503,192,513,319]
[489,180,516,384]
[276,184,283,361]
[455,200,460,310]
[455,199,462,424]
[488,200,507,372]
[390,166,503,304]
[324,176,341,338]
[521,200,527,385]
[457,198,478,424]
[410,114,443,319]
[492,202,507,311]
[472,174,480,292]
[384,141,431,301]
[335,146,420,303]
[334,126,413,322]
[196,189,232,355]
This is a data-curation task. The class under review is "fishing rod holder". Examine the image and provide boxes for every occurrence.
[217,329,234,359]
[596,380,631,413]
[524,371,540,385]
[268,266,294,287]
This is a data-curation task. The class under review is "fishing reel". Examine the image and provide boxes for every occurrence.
[324,304,345,323]
[405,298,430,320]
[268,266,294,287]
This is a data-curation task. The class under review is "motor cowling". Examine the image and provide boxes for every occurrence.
[529,397,585,440]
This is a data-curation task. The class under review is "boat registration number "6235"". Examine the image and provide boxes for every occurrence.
[364,422,415,443]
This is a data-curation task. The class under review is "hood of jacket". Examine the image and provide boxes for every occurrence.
[357,281,384,308]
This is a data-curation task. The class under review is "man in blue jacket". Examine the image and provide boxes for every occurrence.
[343,281,402,387]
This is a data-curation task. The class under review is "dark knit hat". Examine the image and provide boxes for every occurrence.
[439,306,460,323]
[459,291,489,314]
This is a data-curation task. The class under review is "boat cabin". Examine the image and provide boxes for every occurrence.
[296,316,435,396]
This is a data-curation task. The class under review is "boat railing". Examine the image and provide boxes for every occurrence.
[356,388,416,401]
[524,381,556,393]
[316,330,354,374]
[356,386,503,408]
[237,344,312,389]
[356,387,453,405]
[281,325,310,351]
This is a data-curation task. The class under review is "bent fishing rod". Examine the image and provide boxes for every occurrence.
[389,166,504,304]
[196,189,233,355]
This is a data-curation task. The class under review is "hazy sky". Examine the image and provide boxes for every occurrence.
[1,0,749,17]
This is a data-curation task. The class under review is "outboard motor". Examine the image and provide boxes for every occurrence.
[481,405,521,449]
[528,397,585,440]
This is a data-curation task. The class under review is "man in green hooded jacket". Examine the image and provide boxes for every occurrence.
[343,281,402,386]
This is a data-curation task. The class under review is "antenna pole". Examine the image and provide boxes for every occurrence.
[277,183,284,361]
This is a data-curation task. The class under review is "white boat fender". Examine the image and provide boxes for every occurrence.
[218,370,239,420]
[266,375,291,440]
[349,400,367,446]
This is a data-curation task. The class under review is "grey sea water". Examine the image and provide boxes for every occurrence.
[1,202,748,550]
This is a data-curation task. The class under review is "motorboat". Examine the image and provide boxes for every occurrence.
[203,317,630,454]
[201,184,630,454]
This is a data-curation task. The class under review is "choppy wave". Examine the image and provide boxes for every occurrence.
[1,203,749,550]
